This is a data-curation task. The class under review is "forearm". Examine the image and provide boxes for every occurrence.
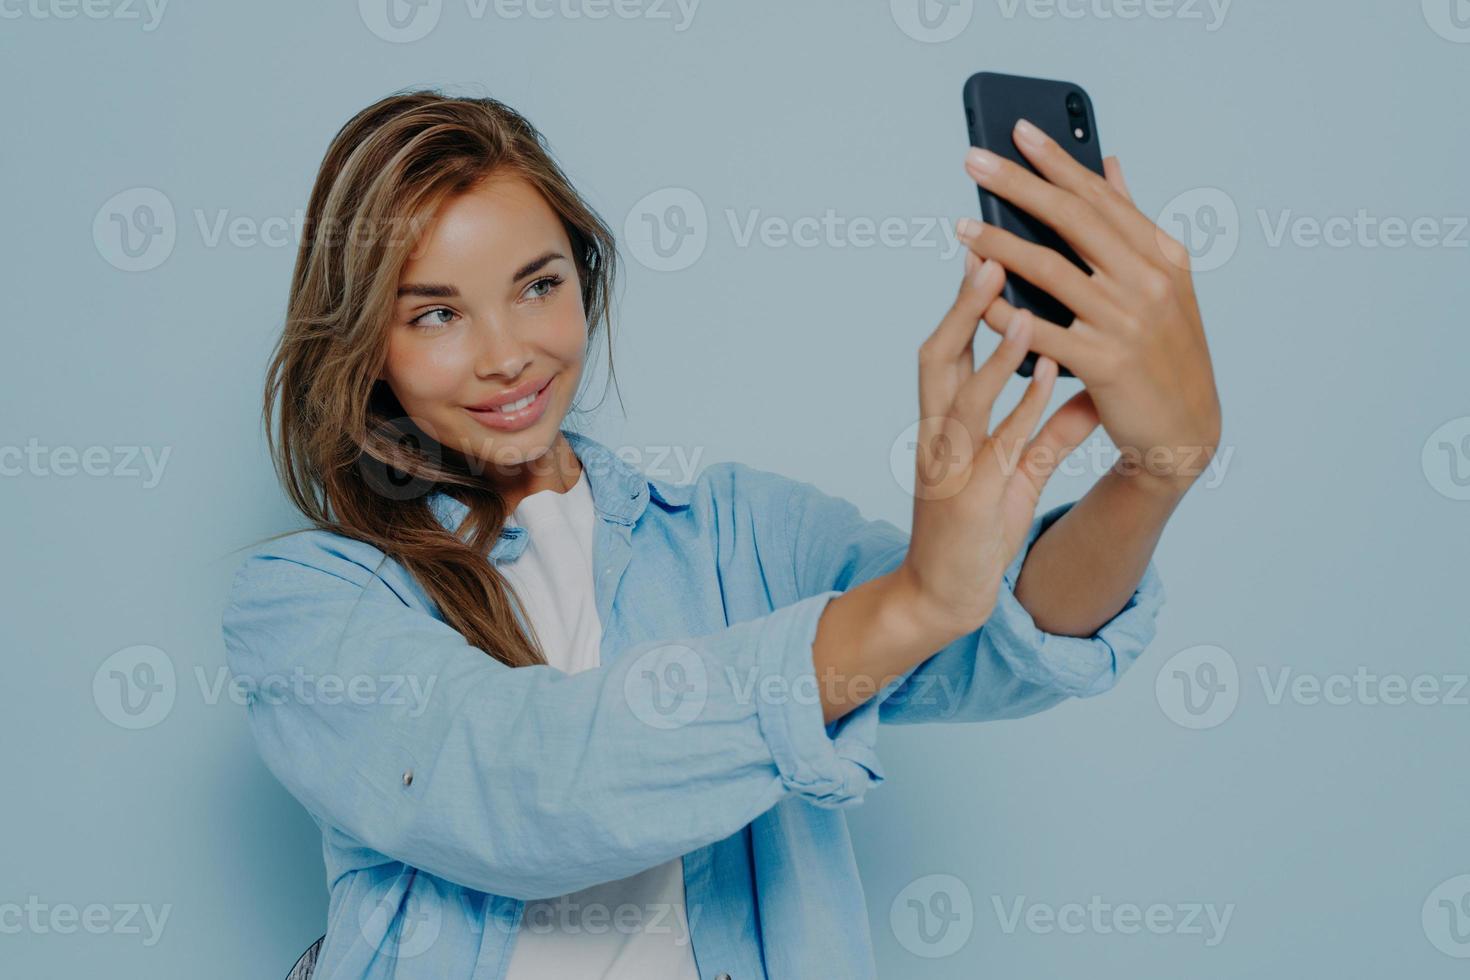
[1013,466,1187,637]
[812,569,959,724]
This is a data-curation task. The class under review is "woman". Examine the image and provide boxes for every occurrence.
[223,89,1219,979]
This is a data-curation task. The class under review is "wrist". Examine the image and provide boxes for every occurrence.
[814,571,964,725]
[884,564,979,652]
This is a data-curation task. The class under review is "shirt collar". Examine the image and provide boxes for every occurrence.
[426,427,693,560]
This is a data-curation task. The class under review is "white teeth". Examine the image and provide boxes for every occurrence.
[493,386,541,413]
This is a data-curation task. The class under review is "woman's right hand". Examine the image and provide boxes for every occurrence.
[894,245,1102,642]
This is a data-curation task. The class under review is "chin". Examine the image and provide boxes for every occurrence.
[457,422,559,473]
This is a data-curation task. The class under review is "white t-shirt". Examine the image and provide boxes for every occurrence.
[498,467,702,980]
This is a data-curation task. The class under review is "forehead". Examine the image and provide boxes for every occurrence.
[404,172,565,271]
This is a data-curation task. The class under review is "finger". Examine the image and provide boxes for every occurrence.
[955,218,1126,330]
[965,142,1152,285]
[919,254,1006,420]
[1103,155,1132,202]
[1004,121,1164,266]
[987,355,1058,477]
[979,295,1094,375]
[1018,388,1100,489]
[950,305,1033,440]
[981,358,1064,484]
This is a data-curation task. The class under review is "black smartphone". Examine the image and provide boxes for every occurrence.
[962,71,1105,377]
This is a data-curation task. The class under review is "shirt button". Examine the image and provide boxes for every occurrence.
[402,769,414,787]
[715,973,732,980]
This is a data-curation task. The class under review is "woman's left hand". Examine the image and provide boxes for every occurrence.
[957,120,1223,494]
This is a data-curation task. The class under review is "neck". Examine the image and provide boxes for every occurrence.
[494,431,582,512]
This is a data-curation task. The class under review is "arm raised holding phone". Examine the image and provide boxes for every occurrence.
[811,115,1220,722]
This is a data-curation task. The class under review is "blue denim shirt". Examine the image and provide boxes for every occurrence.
[221,427,1165,979]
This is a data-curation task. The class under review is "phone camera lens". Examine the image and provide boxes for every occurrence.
[1065,92,1085,116]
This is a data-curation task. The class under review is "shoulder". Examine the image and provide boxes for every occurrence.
[220,526,446,677]
[652,459,882,562]
[566,428,811,520]
[222,526,416,618]
[652,458,810,524]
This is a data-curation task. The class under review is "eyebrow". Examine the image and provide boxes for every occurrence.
[396,250,566,299]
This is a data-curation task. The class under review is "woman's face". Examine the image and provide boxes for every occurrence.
[380,172,587,497]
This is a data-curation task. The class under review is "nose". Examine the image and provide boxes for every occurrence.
[472,316,534,382]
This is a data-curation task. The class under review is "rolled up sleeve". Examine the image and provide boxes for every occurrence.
[977,501,1166,700]
[771,471,1166,726]
[752,589,885,807]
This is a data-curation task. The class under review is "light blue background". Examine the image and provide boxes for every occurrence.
[4,1,1468,976]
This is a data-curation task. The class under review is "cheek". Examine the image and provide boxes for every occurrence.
[547,299,590,363]
[385,332,473,405]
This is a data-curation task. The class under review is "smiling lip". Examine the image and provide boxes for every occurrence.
[465,376,554,432]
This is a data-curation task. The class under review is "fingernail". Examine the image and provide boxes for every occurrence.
[965,147,1000,177]
[955,216,983,241]
[1014,118,1047,150]
[1006,308,1027,342]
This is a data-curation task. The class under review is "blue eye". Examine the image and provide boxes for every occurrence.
[526,274,564,300]
[407,275,562,329]
[410,307,456,330]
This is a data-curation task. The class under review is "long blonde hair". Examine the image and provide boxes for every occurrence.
[257,88,620,668]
